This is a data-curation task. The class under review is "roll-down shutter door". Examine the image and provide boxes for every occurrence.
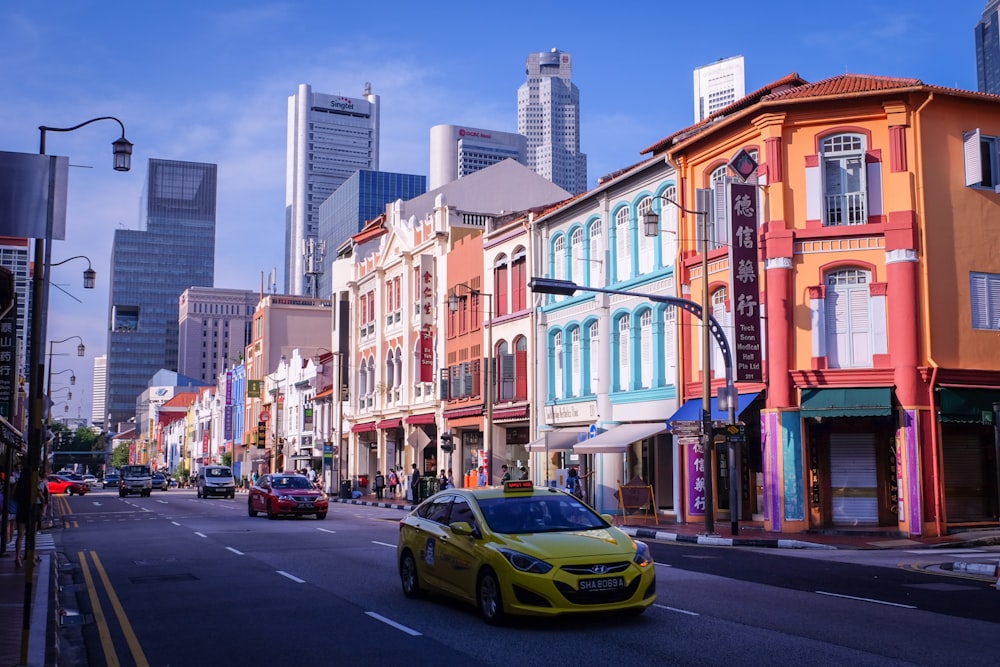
[944,435,987,523]
[830,433,878,525]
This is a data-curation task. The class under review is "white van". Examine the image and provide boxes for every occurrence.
[196,465,236,499]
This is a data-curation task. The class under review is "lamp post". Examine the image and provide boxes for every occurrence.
[529,276,736,536]
[49,255,97,290]
[641,190,735,534]
[46,335,84,428]
[22,117,130,662]
[448,283,494,484]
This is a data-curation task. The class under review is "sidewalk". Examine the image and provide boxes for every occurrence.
[0,533,56,667]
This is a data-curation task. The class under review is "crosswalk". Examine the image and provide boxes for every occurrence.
[3,531,56,554]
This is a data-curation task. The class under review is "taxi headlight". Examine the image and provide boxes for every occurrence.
[633,540,653,567]
[497,548,553,574]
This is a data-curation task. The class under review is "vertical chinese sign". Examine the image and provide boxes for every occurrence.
[418,254,435,382]
[224,370,233,443]
[684,436,707,515]
[728,181,762,382]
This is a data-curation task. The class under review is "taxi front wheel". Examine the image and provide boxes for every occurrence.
[400,551,424,598]
[477,569,505,625]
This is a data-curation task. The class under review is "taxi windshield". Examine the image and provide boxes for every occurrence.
[273,476,312,489]
[477,495,606,534]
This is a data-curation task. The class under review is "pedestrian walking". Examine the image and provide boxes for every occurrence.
[374,471,386,500]
[387,469,398,497]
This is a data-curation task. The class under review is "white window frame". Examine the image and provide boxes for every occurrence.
[588,220,603,287]
[825,269,873,368]
[637,197,654,274]
[617,314,630,391]
[971,272,1000,329]
[571,228,584,284]
[571,327,581,396]
[553,235,566,281]
[660,185,678,265]
[639,310,653,389]
[822,133,867,226]
[615,206,631,282]
[964,128,1000,191]
[553,331,564,399]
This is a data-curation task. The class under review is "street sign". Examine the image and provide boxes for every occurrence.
[589,424,598,439]
[260,410,270,422]
[669,421,702,437]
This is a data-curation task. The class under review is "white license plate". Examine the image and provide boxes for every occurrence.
[579,576,625,592]
[297,502,314,509]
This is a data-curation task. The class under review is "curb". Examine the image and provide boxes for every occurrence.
[622,526,837,550]
[942,561,1000,579]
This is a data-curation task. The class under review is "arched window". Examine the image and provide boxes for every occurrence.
[615,207,631,282]
[584,321,598,395]
[822,134,867,226]
[660,185,678,266]
[663,306,676,384]
[617,314,631,391]
[367,357,376,399]
[394,346,402,388]
[571,228,584,284]
[637,197,654,274]
[553,236,566,281]
[709,166,728,249]
[511,247,527,312]
[553,331,564,399]
[493,253,509,317]
[588,220,604,287]
[514,335,528,401]
[571,326,581,396]
[385,349,395,389]
[710,288,732,379]
[825,268,872,367]
[639,310,653,388]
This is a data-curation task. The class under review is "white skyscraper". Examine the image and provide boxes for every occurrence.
[429,124,527,189]
[286,83,380,296]
[91,354,106,427]
[693,56,746,122]
[517,48,587,195]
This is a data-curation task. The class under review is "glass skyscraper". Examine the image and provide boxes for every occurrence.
[316,169,426,297]
[977,1,1000,94]
[105,158,217,427]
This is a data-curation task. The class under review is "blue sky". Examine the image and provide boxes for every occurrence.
[0,1,986,422]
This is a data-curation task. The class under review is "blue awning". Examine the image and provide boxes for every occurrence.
[667,392,762,424]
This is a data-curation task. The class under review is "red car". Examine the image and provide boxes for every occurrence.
[48,475,89,496]
[248,473,328,520]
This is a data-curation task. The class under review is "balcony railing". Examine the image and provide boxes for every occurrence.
[824,192,867,226]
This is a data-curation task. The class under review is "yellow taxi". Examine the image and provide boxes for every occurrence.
[397,480,656,623]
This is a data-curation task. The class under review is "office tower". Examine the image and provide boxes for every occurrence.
[429,125,527,189]
[91,354,106,427]
[693,56,746,122]
[977,1,1000,93]
[106,159,217,427]
[177,287,259,383]
[517,48,588,195]
[316,170,426,297]
[286,83,380,296]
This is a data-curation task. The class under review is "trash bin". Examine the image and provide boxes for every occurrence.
[340,480,352,499]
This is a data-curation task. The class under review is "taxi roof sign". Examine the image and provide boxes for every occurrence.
[503,480,533,491]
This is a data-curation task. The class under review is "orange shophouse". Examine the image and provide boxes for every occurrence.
[648,72,1000,537]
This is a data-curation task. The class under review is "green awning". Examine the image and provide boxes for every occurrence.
[800,387,893,418]
[937,387,1000,424]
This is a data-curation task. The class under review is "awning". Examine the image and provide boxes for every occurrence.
[377,418,402,429]
[351,422,376,433]
[443,406,482,420]
[492,406,528,420]
[799,387,893,418]
[527,427,590,453]
[667,391,762,423]
[405,413,436,425]
[936,387,1000,423]
[574,422,666,454]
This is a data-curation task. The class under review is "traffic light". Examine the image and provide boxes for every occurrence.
[440,431,454,453]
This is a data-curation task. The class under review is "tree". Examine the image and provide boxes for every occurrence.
[111,442,130,469]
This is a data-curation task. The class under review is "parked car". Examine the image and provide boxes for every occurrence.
[47,475,89,496]
[81,474,98,488]
[151,472,168,491]
[197,465,236,499]
[397,480,655,624]
[103,472,120,488]
[248,473,328,520]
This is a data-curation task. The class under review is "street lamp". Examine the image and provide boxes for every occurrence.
[50,255,97,289]
[448,283,494,484]
[529,276,736,536]
[641,189,733,534]
[22,117,130,661]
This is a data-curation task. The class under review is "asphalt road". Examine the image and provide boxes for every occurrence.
[51,488,1000,667]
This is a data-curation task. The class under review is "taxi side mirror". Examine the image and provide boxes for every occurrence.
[601,513,615,524]
[450,521,475,537]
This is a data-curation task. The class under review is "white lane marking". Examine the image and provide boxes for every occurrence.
[903,548,984,555]
[194,532,207,538]
[156,500,168,504]
[317,528,337,534]
[277,571,306,583]
[171,521,182,526]
[366,611,422,636]
[655,562,672,568]
[226,547,244,555]
[372,541,396,548]
[815,591,916,609]
[654,604,699,616]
